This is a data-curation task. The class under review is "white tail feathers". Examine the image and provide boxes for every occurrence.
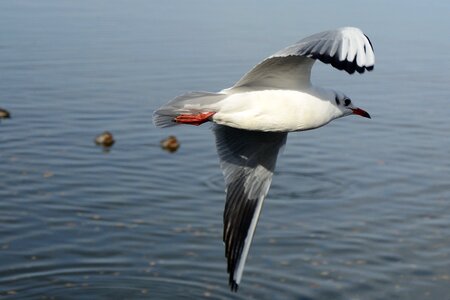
[153,91,227,128]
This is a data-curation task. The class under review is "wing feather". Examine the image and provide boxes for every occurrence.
[213,125,287,291]
[232,27,375,90]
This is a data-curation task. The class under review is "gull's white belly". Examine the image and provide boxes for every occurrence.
[211,90,337,132]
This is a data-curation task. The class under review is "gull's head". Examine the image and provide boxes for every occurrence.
[333,92,371,119]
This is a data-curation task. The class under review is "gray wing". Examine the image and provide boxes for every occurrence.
[232,27,375,90]
[213,125,287,291]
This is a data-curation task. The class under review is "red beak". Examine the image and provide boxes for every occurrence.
[352,108,371,119]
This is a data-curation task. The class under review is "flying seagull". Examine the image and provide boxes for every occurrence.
[153,27,374,291]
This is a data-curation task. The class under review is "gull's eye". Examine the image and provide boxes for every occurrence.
[344,98,351,106]
[335,96,340,105]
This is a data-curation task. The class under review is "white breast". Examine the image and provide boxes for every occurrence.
[211,89,340,132]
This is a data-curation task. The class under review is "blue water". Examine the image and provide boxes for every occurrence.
[0,1,449,299]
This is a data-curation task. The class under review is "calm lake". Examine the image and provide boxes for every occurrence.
[0,1,449,299]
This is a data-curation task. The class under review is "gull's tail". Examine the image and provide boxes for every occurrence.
[153,91,227,128]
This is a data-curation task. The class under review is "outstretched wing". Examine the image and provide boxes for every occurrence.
[232,27,375,90]
[213,125,287,291]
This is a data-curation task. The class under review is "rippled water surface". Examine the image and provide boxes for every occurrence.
[1,1,450,299]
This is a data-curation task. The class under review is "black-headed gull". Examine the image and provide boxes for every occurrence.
[154,27,374,291]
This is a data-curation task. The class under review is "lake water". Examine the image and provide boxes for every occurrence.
[0,1,449,299]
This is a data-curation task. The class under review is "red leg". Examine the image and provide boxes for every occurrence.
[174,112,215,126]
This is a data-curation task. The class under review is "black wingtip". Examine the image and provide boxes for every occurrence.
[364,34,374,52]
[311,53,374,75]
[229,280,239,292]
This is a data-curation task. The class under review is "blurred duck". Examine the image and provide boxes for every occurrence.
[0,108,10,119]
[95,131,115,147]
[160,135,179,153]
